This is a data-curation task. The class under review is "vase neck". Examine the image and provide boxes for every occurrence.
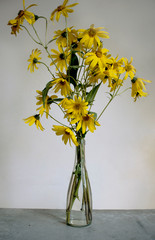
[75,138,86,166]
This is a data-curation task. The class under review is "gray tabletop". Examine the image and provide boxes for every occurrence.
[0,209,155,240]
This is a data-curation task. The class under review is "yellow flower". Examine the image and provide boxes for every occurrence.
[109,78,123,92]
[123,57,136,80]
[79,24,109,49]
[17,0,36,25]
[85,48,112,71]
[52,125,79,146]
[49,46,70,72]
[88,65,111,84]
[110,56,124,74]
[23,114,44,131]
[7,19,22,36]
[103,67,119,87]
[36,90,57,118]
[27,49,41,73]
[63,96,88,118]
[71,113,100,134]
[70,40,85,56]
[53,27,78,48]
[50,0,78,22]
[52,74,72,97]
[131,77,151,101]
[59,97,71,109]
[88,67,101,84]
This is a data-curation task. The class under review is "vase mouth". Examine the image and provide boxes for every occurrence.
[77,137,85,145]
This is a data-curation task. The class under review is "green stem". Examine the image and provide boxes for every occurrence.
[53,102,75,131]
[97,94,114,121]
[21,25,41,45]
[66,174,78,223]
[65,17,69,54]
[117,87,131,96]
[61,45,68,72]
[97,77,123,121]
[66,142,83,223]
[32,24,44,46]
[31,25,62,75]
[66,170,82,224]
[38,16,48,47]
[38,61,55,78]
[77,47,88,81]
[45,111,69,128]
[47,38,57,46]
[45,47,63,76]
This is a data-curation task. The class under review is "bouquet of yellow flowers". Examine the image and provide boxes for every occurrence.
[8,0,151,227]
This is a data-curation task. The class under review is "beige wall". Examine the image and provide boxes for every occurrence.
[0,0,155,209]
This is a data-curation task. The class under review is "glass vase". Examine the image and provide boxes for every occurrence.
[66,138,92,227]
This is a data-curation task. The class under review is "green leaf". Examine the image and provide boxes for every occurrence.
[67,51,79,88]
[42,80,55,107]
[86,82,101,104]
[73,163,81,177]
[106,92,113,97]
[52,98,64,102]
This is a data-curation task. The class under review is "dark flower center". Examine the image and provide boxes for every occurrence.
[60,80,66,85]
[59,53,65,60]
[131,77,137,83]
[96,50,102,58]
[33,58,38,64]
[57,5,64,11]
[65,130,70,135]
[83,115,89,121]
[74,103,81,110]
[34,114,40,120]
[61,31,67,38]
[18,10,24,17]
[125,64,132,72]
[88,28,96,37]
[71,42,78,49]
[112,79,116,85]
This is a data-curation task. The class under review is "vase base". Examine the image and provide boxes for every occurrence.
[66,210,92,227]
[67,221,91,227]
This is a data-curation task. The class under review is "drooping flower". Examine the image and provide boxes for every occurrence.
[63,96,88,118]
[17,1,36,24]
[7,19,22,36]
[52,125,79,146]
[85,47,112,71]
[27,49,41,73]
[36,90,57,118]
[103,66,120,88]
[53,27,78,48]
[50,0,78,22]
[49,46,70,72]
[79,24,109,49]
[14,0,37,25]
[131,77,151,101]
[123,57,136,80]
[23,114,44,131]
[110,56,124,75]
[88,67,101,84]
[52,73,72,96]
[71,113,100,134]
[109,78,123,92]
